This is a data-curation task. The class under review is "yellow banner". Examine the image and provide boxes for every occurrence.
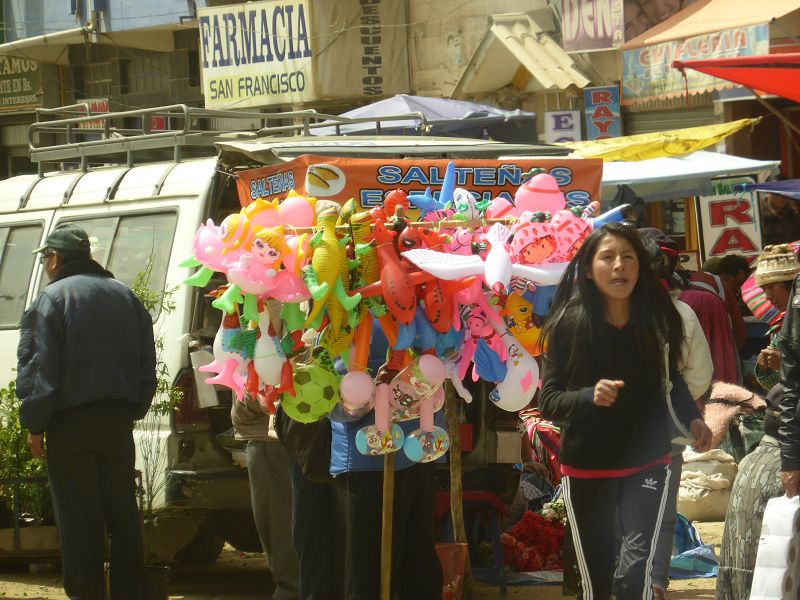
[561,118,761,161]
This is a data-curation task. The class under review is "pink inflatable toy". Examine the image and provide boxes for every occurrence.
[514,173,566,214]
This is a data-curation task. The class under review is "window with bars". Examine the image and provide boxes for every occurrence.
[120,54,170,95]
[81,62,113,98]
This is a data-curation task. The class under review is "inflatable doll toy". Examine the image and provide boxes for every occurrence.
[510,213,557,266]
[220,226,309,321]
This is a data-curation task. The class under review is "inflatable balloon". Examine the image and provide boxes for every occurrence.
[590,204,630,229]
[340,370,375,417]
[514,173,566,214]
[199,303,249,400]
[281,356,341,424]
[356,383,405,455]
[550,209,591,263]
[500,293,542,356]
[488,321,539,412]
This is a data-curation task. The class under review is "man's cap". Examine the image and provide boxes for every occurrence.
[33,223,91,254]
[754,244,800,287]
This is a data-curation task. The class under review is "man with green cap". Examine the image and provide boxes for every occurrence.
[16,222,157,600]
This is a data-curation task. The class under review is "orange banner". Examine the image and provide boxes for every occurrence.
[235,154,603,210]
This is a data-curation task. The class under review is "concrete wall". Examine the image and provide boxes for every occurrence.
[408,0,552,101]
[1,0,199,40]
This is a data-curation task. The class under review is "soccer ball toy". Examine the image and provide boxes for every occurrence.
[281,360,341,423]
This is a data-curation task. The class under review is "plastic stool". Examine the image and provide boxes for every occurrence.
[436,490,508,597]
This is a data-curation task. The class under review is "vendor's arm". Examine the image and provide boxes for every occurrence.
[16,294,64,434]
[778,276,800,497]
[670,373,703,428]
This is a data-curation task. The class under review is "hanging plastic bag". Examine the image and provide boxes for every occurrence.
[749,494,800,600]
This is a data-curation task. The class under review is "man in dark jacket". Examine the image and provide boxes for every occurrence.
[779,272,800,498]
[16,223,157,600]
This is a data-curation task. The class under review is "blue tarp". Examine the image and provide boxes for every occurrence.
[310,94,538,143]
[736,179,800,200]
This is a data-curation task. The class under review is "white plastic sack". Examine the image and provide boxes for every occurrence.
[677,449,737,521]
[682,448,737,480]
[750,495,800,600]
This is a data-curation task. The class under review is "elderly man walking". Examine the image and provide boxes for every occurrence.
[16,223,157,600]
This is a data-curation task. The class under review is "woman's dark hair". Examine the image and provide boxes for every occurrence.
[539,222,683,385]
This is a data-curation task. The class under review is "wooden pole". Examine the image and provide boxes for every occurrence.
[444,381,473,599]
[380,451,395,600]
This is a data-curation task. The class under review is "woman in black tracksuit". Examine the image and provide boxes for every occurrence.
[538,223,710,600]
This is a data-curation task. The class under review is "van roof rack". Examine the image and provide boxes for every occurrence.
[28,103,434,175]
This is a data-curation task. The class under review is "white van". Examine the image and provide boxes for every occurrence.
[0,104,567,562]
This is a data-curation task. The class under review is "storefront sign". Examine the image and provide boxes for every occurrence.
[236,155,603,210]
[622,23,769,105]
[0,56,40,110]
[544,111,582,143]
[583,85,621,140]
[198,0,409,109]
[562,0,624,52]
[696,176,762,263]
[76,99,109,129]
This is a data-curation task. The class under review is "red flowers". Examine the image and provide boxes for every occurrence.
[501,510,566,572]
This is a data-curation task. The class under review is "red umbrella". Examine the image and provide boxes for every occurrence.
[673,54,800,104]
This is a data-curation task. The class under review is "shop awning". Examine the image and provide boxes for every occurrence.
[674,54,800,104]
[562,118,761,161]
[0,26,179,64]
[308,94,538,143]
[622,0,800,50]
[452,11,590,98]
[601,151,779,203]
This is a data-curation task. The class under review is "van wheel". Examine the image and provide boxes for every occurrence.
[174,525,225,564]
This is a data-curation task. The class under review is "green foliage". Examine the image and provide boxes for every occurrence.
[131,254,182,519]
[131,254,182,417]
[0,380,49,522]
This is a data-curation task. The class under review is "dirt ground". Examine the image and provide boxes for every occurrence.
[0,522,724,599]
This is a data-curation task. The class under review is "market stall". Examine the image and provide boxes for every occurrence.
[190,152,607,597]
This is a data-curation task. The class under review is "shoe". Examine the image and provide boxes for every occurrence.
[653,584,666,599]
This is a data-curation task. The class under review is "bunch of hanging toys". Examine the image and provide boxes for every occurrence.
[182,163,628,463]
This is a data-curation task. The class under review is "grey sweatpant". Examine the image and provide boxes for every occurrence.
[562,463,671,600]
[246,440,300,600]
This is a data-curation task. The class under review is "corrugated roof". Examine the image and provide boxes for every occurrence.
[452,12,590,98]
[622,0,800,50]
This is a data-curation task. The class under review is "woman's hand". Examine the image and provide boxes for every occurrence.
[689,419,712,453]
[757,347,781,372]
[593,379,625,407]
